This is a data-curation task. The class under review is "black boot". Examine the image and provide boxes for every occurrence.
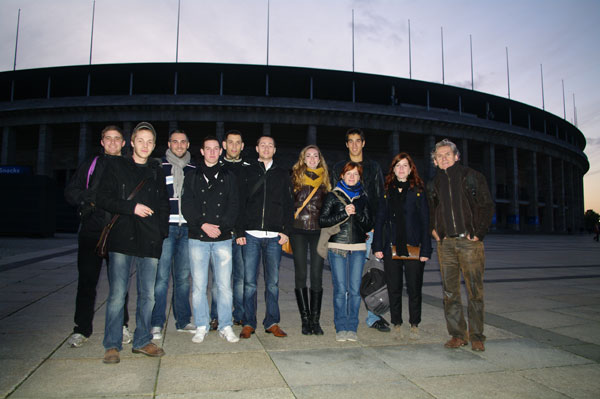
[295,288,312,335]
[310,289,324,335]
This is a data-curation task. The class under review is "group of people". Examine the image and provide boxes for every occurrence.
[65,123,494,365]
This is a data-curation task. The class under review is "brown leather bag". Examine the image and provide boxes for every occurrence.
[391,244,420,260]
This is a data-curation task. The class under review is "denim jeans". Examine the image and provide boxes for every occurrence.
[151,225,192,330]
[210,240,244,322]
[103,252,158,351]
[437,237,486,342]
[328,249,366,333]
[242,234,282,329]
[189,239,233,330]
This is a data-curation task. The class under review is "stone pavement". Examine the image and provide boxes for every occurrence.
[0,233,599,398]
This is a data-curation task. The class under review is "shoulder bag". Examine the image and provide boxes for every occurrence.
[282,185,320,255]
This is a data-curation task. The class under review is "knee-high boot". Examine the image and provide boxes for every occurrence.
[295,288,312,335]
[310,289,324,335]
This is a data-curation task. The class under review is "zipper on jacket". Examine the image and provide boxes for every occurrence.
[122,184,126,199]
[444,170,458,233]
[261,170,267,230]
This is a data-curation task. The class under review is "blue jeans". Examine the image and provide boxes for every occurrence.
[242,234,282,329]
[189,239,233,330]
[210,241,244,322]
[103,252,158,351]
[151,225,192,330]
[328,249,366,333]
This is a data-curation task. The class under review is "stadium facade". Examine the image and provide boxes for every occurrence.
[0,62,589,233]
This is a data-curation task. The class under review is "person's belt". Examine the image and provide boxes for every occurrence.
[448,233,466,238]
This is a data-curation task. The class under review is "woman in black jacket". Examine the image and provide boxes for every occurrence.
[319,161,372,342]
[373,152,432,339]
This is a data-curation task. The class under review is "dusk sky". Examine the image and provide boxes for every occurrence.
[1,0,598,211]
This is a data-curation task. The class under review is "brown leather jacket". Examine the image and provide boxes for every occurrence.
[293,184,327,231]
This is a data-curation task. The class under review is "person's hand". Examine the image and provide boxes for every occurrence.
[236,237,247,246]
[278,233,289,245]
[374,251,384,259]
[467,234,479,242]
[345,204,356,216]
[201,223,221,238]
[134,204,154,218]
[432,229,440,241]
[419,256,429,262]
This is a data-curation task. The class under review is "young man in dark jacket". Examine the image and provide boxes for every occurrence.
[96,122,170,364]
[236,136,294,339]
[64,125,131,348]
[181,136,240,344]
[427,138,494,352]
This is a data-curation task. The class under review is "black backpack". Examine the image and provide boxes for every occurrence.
[360,258,389,315]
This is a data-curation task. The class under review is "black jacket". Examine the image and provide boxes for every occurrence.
[181,165,239,241]
[236,160,294,237]
[96,156,170,259]
[319,188,373,245]
[427,163,494,241]
[373,186,432,258]
[332,156,384,216]
[64,153,117,238]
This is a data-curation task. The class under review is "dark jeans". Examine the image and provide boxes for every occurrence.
[290,231,323,291]
[437,237,486,342]
[383,253,424,326]
[73,234,129,338]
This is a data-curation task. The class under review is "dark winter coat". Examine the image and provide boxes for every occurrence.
[319,188,373,245]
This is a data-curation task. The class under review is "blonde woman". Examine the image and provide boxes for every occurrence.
[290,145,331,335]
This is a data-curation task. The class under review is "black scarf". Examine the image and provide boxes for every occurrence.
[201,162,220,188]
[389,179,410,255]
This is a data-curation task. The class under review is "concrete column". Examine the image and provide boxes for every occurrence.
[557,159,566,232]
[508,147,519,231]
[460,139,469,167]
[565,162,575,233]
[424,135,436,181]
[262,123,271,137]
[306,125,317,145]
[37,124,53,176]
[1,126,16,164]
[216,122,225,143]
[543,155,554,232]
[389,130,399,156]
[527,151,539,232]
[487,143,496,202]
[78,123,92,165]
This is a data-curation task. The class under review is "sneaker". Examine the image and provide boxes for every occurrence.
[346,331,358,342]
[335,331,347,342]
[370,319,391,332]
[192,326,208,343]
[67,333,87,348]
[151,326,162,340]
[409,325,420,340]
[219,326,240,343]
[176,323,197,333]
[122,326,132,344]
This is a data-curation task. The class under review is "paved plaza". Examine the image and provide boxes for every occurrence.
[0,233,599,398]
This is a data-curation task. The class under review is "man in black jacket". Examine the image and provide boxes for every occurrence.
[427,138,494,352]
[181,136,240,344]
[236,136,294,339]
[64,125,131,348]
[331,128,389,333]
[96,122,170,364]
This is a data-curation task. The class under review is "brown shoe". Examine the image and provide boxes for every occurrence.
[240,326,255,339]
[103,348,120,364]
[132,342,165,357]
[210,319,218,331]
[444,337,468,349]
[471,340,485,351]
[265,324,288,337]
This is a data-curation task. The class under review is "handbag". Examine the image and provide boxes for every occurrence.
[391,244,420,260]
[360,258,389,315]
[95,179,147,259]
[282,185,320,255]
[316,191,349,259]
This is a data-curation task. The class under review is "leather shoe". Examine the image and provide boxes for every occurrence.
[209,319,218,331]
[233,320,243,326]
[444,337,468,348]
[239,326,255,339]
[132,342,165,357]
[103,348,120,364]
[471,340,485,351]
[370,319,391,332]
[265,324,287,337]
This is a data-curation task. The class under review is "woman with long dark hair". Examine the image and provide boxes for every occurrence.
[372,152,432,339]
[290,145,331,335]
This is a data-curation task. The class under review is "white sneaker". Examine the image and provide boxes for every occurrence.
[151,326,162,340]
[192,326,208,343]
[219,326,240,343]
[335,331,347,342]
[346,331,358,342]
[122,326,133,344]
[176,323,196,333]
[67,333,87,348]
